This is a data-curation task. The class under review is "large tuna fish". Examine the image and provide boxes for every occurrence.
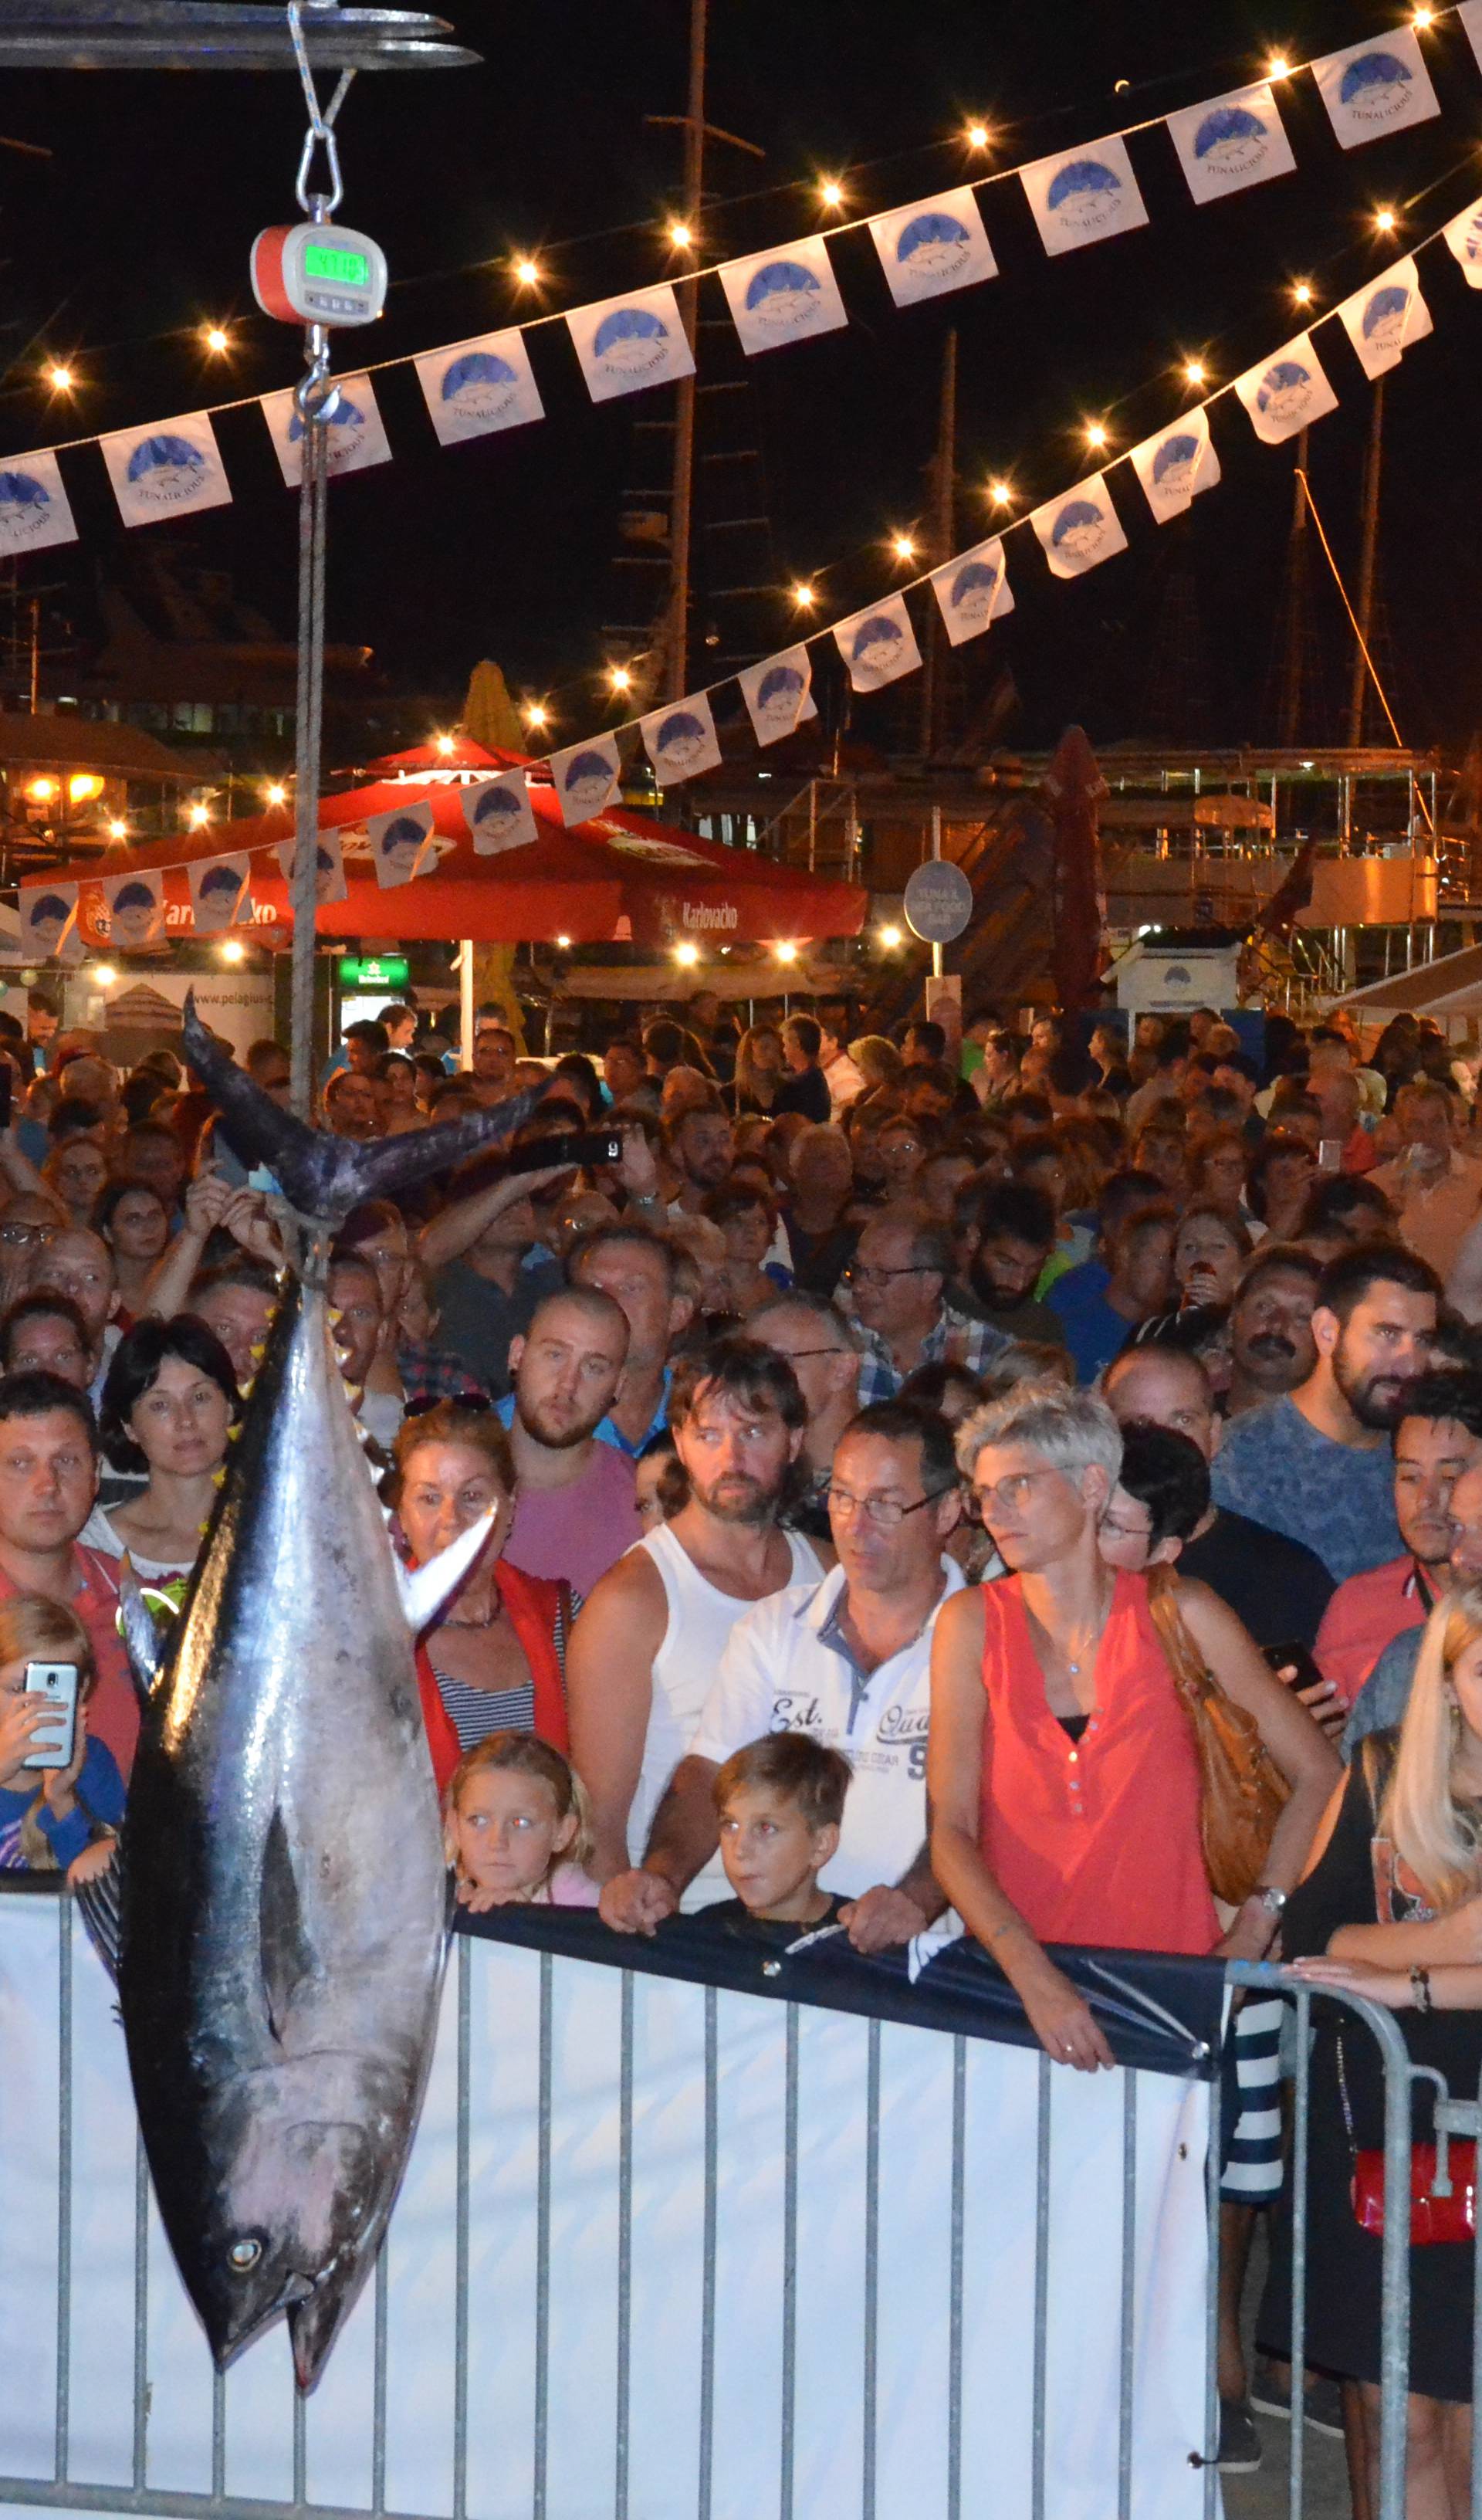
[112,1002,547,2387]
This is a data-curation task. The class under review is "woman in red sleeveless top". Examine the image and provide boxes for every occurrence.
[929,1387,1336,2071]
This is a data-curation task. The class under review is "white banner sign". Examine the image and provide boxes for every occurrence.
[101,868,167,949]
[367,801,438,890]
[17,880,78,960]
[1165,81,1295,205]
[261,378,392,486]
[739,646,814,747]
[1311,27,1440,147]
[188,853,254,934]
[276,830,348,906]
[719,235,847,354]
[100,411,230,528]
[834,594,922,692]
[1446,193,1482,286]
[1129,408,1221,524]
[1021,136,1149,256]
[0,450,76,554]
[1338,256,1433,378]
[0,1906,1212,2520]
[550,733,622,825]
[868,187,998,307]
[463,772,539,856]
[1234,331,1338,443]
[414,330,545,445]
[641,693,722,786]
[1462,1,1482,74]
[567,287,695,404]
[1031,472,1129,578]
[929,537,1013,645]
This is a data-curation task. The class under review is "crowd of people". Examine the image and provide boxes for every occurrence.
[6,978,1482,2508]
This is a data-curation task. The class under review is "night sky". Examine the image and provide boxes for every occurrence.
[1,0,1479,754]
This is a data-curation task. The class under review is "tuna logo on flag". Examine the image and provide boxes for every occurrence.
[1031,475,1129,579]
[1130,410,1221,525]
[833,595,921,693]
[368,803,436,890]
[929,537,1014,647]
[1340,258,1433,379]
[19,882,78,959]
[641,696,721,786]
[1235,334,1338,444]
[188,855,253,934]
[464,773,538,856]
[1444,197,1482,288]
[102,871,166,949]
[102,413,230,528]
[416,332,546,446]
[0,452,76,555]
[1023,137,1149,257]
[1166,82,1295,204]
[868,188,998,309]
[276,832,348,906]
[262,379,391,486]
[720,237,847,355]
[550,734,622,824]
[1312,28,1439,147]
[568,287,694,405]
[739,648,814,747]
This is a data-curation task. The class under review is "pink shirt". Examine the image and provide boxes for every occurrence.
[1315,1553,1430,1709]
[504,1441,643,1600]
[0,1544,137,1779]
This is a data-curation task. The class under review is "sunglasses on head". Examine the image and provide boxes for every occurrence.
[401,1392,494,1421]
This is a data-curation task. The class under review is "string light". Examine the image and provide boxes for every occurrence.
[773,940,799,964]
[878,925,905,950]
[202,325,231,356]
[1084,420,1109,450]
[435,732,457,756]
[1183,359,1207,387]
[264,781,288,807]
[987,478,1014,510]
[1374,206,1397,234]
[667,220,693,249]
[891,532,916,561]
[92,965,117,987]
[513,256,542,288]
[1291,279,1315,305]
[1413,7,1434,26]
[790,581,817,608]
[818,178,845,212]
[523,700,549,730]
[673,940,700,967]
[44,364,73,393]
[607,663,633,695]
[219,939,245,964]
[106,817,128,841]
[188,801,211,829]
[965,121,991,149]
[555,933,572,950]
[1267,52,1291,76]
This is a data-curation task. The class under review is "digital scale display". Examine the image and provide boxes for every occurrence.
[303,242,370,287]
[251,222,388,327]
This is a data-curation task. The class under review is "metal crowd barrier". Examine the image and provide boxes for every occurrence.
[0,1883,1468,2520]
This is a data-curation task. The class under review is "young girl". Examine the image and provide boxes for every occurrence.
[444,1733,599,1912]
[0,1597,123,1883]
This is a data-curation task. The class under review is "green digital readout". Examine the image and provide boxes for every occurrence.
[303,242,370,286]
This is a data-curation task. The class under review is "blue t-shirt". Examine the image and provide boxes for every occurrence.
[1344,1627,1422,1756]
[1210,1395,1403,1585]
[0,1732,125,1871]
[1044,1260,1133,1386]
[495,1366,672,1459]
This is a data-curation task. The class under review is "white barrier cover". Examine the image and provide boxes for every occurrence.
[1,1902,1210,2520]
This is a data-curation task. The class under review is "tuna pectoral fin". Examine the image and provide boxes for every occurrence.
[260,1810,315,2044]
[396,1509,496,1636]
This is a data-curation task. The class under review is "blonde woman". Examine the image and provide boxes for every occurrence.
[1271,1583,1482,2518]
[848,1035,905,1095]
[726,1025,786,1119]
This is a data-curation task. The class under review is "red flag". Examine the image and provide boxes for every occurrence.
[1255,835,1318,939]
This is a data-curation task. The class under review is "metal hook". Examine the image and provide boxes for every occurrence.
[287,3,354,214]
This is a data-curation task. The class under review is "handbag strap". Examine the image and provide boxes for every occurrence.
[1145,1566,1213,1709]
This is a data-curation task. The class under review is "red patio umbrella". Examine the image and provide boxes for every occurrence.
[47,753,867,952]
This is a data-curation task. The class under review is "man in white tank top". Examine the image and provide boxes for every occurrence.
[567,1340,827,1919]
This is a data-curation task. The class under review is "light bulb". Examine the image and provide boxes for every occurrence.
[1085,421,1109,450]
[674,941,700,967]
[608,664,633,695]
[265,781,288,807]
[1374,207,1397,234]
[966,121,990,149]
[1267,52,1291,76]
[220,940,245,964]
[668,220,693,249]
[791,581,817,608]
[514,256,542,287]
[892,533,916,561]
[1184,360,1207,387]
[878,924,904,950]
[1292,280,1314,305]
[203,325,230,355]
[523,702,549,729]
[45,364,73,392]
[92,965,117,987]
[774,940,799,964]
[435,732,456,756]
[988,478,1013,509]
[819,178,844,211]
[1413,8,1433,27]
[188,802,211,829]
[107,818,128,841]
[556,934,572,950]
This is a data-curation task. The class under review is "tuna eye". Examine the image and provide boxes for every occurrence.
[228,2238,262,2272]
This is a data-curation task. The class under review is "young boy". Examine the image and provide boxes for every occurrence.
[706,1733,853,1936]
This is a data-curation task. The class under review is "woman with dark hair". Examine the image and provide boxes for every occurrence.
[726,1025,786,1118]
[373,1051,422,1135]
[1246,1126,1317,1241]
[550,1052,604,1122]
[88,1315,239,1580]
[94,1177,171,1317]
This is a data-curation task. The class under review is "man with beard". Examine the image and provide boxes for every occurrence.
[1211,1245,1440,1583]
[495,1288,642,1597]
[952,1177,1068,1347]
[1344,1458,1482,1750]
[614,1400,962,1953]
[1314,1370,1482,1709]
[1224,1245,1324,1418]
[568,1340,827,1909]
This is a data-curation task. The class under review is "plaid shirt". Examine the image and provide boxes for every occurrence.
[852,1304,1014,1407]
[397,1340,491,1407]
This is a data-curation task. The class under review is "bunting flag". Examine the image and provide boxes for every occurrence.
[0,450,76,555]
[1311,28,1440,147]
[1129,408,1221,523]
[1021,137,1148,256]
[101,867,167,948]
[1462,1,1482,73]
[868,187,998,307]
[567,286,695,404]
[414,330,545,446]
[1030,472,1129,578]
[367,801,438,889]
[18,880,78,960]
[641,693,723,784]
[739,647,814,746]
[929,537,1013,644]
[188,853,253,933]
[1234,330,1338,442]
[1166,81,1295,204]
[262,378,392,486]
[719,237,848,354]
[1445,192,1482,283]
[276,831,347,906]
[463,771,538,855]
[1338,255,1433,378]
[550,733,622,824]
[834,594,922,692]
[100,410,230,529]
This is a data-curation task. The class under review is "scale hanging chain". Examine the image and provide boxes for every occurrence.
[285,0,355,1116]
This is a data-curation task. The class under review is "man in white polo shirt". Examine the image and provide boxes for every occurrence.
[597,1399,963,1953]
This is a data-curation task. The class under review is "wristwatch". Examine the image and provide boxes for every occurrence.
[1254,1885,1287,1917]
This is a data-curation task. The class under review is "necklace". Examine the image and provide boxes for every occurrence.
[442,1594,503,1631]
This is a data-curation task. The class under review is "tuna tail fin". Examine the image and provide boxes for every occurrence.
[395,1509,497,1634]
[180,996,550,1227]
[116,1556,167,1708]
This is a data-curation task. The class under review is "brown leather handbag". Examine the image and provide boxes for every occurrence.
[1146,1567,1290,1907]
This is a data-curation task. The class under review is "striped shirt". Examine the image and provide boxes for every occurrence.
[425,1641,535,1750]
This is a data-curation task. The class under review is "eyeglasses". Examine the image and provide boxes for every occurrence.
[0,1221,53,1247]
[1098,1511,1152,1543]
[969,1467,1059,1521]
[766,1345,851,1363]
[825,1482,951,1527]
[845,1263,932,1288]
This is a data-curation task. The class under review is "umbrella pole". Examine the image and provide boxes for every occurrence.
[458,939,474,1069]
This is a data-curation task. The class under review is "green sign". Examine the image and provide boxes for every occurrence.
[304,242,370,286]
[337,955,409,989]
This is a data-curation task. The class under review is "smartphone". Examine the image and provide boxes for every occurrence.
[1262,1638,1325,1692]
[1318,1137,1343,1174]
[502,1130,624,1177]
[22,1661,79,1770]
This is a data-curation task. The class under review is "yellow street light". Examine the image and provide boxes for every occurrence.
[1267,52,1291,77]
[774,940,799,964]
[1084,420,1109,451]
[1374,206,1397,234]
[265,781,288,808]
[674,940,700,967]
[25,775,57,803]
[92,965,117,987]
[1292,279,1314,306]
[523,701,549,730]
[188,801,211,829]
[106,817,128,841]
[878,924,904,950]
[220,940,245,964]
[556,934,572,950]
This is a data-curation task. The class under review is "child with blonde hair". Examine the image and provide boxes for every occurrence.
[444,1732,598,1912]
[0,1596,122,1882]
